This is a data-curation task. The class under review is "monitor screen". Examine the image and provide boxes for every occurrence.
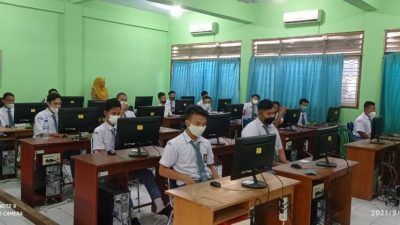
[61,96,84,108]
[134,96,153,110]
[58,107,98,134]
[14,103,47,124]
[217,99,232,112]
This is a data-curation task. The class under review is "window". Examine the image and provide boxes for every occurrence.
[385,29,400,53]
[171,41,241,60]
[252,32,364,108]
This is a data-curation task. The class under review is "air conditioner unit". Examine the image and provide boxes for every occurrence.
[189,22,217,35]
[283,9,322,24]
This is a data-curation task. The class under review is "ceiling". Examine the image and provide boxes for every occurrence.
[102,0,186,16]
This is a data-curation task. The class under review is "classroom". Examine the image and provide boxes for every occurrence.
[0,0,399,224]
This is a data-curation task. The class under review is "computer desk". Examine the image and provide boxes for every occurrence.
[273,157,358,225]
[278,127,316,159]
[159,126,181,147]
[166,173,300,225]
[72,146,163,225]
[162,115,185,129]
[345,139,400,200]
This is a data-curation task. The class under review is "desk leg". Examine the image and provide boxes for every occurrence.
[173,197,213,225]
[20,143,37,207]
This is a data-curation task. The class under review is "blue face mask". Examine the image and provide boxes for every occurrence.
[301,105,309,112]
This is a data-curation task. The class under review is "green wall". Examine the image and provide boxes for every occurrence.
[168,0,400,124]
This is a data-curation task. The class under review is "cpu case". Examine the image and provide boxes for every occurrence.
[0,144,16,176]
[34,153,62,197]
[98,182,131,225]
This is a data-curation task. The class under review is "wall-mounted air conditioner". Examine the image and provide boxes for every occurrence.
[283,9,322,24]
[189,22,218,35]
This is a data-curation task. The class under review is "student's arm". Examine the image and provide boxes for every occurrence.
[91,130,106,153]
[354,119,369,139]
[206,143,220,179]
[278,149,290,164]
[159,165,195,185]
[357,131,369,139]
[273,107,286,127]
[208,165,220,179]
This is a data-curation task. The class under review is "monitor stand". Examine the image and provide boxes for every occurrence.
[241,169,267,189]
[285,125,297,132]
[316,156,337,168]
[70,129,87,141]
[370,137,386,145]
[129,143,149,158]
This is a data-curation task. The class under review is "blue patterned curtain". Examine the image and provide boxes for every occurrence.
[247,54,344,122]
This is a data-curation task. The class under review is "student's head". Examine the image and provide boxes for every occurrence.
[116,92,127,102]
[272,101,281,113]
[2,92,15,108]
[299,98,309,111]
[201,91,208,98]
[184,105,208,137]
[158,92,166,103]
[104,98,122,126]
[168,91,176,101]
[257,99,276,126]
[46,93,62,114]
[250,94,260,105]
[203,96,212,105]
[48,88,58,95]
[364,101,376,117]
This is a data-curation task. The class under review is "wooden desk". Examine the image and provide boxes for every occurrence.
[345,139,400,200]
[211,138,235,177]
[166,173,300,225]
[162,116,185,129]
[278,127,316,160]
[73,146,163,225]
[274,157,358,225]
[159,127,181,147]
[19,137,91,207]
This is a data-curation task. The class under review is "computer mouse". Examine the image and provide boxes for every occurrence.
[5,125,11,128]
[107,150,116,155]
[210,181,221,188]
[291,163,302,169]
[305,169,317,176]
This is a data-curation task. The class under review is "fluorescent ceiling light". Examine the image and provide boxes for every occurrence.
[170,5,183,17]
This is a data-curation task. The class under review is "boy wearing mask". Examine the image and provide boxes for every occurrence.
[158,92,167,106]
[0,92,15,127]
[297,98,309,126]
[34,93,63,137]
[201,96,212,113]
[242,94,260,128]
[164,91,176,117]
[353,101,376,140]
[116,92,136,118]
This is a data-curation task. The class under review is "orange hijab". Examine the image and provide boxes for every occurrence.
[91,77,108,100]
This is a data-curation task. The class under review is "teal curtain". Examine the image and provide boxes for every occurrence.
[381,53,400,133]
[247,54,344,122]
[171,58,240,108]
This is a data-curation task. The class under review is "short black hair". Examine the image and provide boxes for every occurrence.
[158,92,165,98]
[258,99,274,111]
[251,94,260,99]
[46,93,61,103]
[3,92,14,99]
[299,98,309,105]
[201,91,208,97]
[48,88,58,95]
[272,101,281,107]
[364,101,375,109]
[105,98,121,111]
[168,91,176,95]
[116,92,127,99]
[184,105,209,120]
[203,96,212,101]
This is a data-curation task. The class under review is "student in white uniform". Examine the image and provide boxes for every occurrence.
[0,92,15,127]
[159,105,220,186]
[353,101,376,140]
[164,91,176,117]
[297,98,309,126]
[116,92,136,118]
[201,96,212,113]
[91,98,170,217]
[34,93,63,137]
[42,88,59,102]
[158,92,167,106]
[196,90,208,107]
[272,101,286,128]
[242,94,260,128]
[242,99,290,164]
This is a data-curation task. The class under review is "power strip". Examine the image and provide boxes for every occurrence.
[279,197,288,222]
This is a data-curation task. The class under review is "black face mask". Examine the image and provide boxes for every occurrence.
[264,117,275,125]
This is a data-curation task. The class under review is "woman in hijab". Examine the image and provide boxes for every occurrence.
[91,77,108,100]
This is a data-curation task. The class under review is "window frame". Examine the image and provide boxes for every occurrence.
[171,40,242,60]
[384,29,400,53]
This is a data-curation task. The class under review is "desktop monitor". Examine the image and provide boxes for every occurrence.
[217,99,232,112]
[87,100,106,122]
[137,106,164,124]
[224,104,244,120]
[61,96,84,108]
[231,135,276,189]
[315,126,339,168]
[174,99,193,115]
[370,117,385,145]
[203,113,231,145]
[326,107,341,124]
[280,109,301,130]
[14,103,47,124]
[58,108,98,139]
[114,117,161,157]
[134,96,153,110]
[181,96,195,103]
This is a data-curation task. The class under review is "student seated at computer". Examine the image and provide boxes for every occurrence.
[298,98,309,126]
[272,101,286,128]
[242,94,260,128]
[158,92,167,106]
[34,93,63,137]
[242,99,290,164]
[159,105,220,186]
[116,92,136,118]
[42,88,58,102]
[0,92,15,127]
[91,98,169,215]
[353,101,376,140]
[196,90,208,107]
[164,91,176,117]
[201,96,212,113]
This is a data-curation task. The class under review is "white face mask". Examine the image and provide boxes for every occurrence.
[50,106,59,114]
[6,104,14,109]
[369,111,376,118]
[251,99,259,105]
[188,124,206,137]
[204,104,211,109]
[108,115,120,125]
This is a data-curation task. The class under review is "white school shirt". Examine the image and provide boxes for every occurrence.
[241,118,283,154]
[164,100,175,116]
[196,100,203,107]
[124,110,136,118]
[297,112,308,126]
[159,131,214,185]
[353,113,372,138]
[91,122,116,153]
[242,102,258,119]
[0,107,14,126]
[33,109,58,137]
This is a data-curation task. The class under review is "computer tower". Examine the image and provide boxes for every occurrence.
[34,153,62,197]
[98,182,131,225]
[310,181,325,224]
[0,146,16,176]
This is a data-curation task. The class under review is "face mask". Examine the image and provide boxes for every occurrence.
[50,106,59,114]
[188,124,206,137]
[264,116,275,125]
[6,104,14,109]
[108,115,120,125]
[204,104,211,109]
[301,105,308,112]
[369,112,376,118]
[251,99,259,105]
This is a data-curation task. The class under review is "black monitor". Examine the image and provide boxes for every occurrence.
[231,135,276,189]
[175,99,193,115]
[181,96,195,103]
[115,117,161,157]
[370,117,385,145]
[137,106,164,124]
[315,126,339,168]
[225,104,244,120]
[58,108,98,139]
[87,100,106,122]
[134,96,153,110]
[61,96,84,108]
[280,109,301,131]
[326,107,341,125]
[14,103,47,124]
[217,99,232,112]
[203,113,231,145]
